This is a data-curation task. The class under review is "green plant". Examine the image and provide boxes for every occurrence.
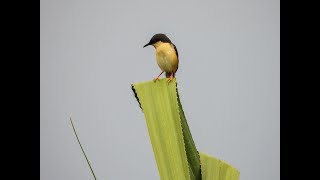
[132,78,239,180]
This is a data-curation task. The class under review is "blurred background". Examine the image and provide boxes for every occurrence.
[40,0,279,179]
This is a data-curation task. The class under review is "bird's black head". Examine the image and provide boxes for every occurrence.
[143,34,172,48]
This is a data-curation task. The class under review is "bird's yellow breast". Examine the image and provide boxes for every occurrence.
[154,42,178,73]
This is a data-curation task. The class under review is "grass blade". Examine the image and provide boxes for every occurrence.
[70,117,97,180]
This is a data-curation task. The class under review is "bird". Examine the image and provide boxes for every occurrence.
[143,34,179,82]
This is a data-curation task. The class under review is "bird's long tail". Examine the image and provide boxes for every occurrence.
[165,72,175,78]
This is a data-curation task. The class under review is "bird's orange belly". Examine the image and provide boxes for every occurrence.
[156,45,178,73]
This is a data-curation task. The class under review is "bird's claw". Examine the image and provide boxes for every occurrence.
[167,73,174,83]
[167,77,173,84]
[153,77,160,82]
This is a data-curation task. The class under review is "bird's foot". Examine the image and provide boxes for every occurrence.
[167,74,174,83]
[153,71,164,82]
[153,77,160,82]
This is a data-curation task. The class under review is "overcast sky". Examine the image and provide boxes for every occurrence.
[41,0,279,179]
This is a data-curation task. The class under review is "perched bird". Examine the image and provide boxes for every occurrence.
[143,34,179,82]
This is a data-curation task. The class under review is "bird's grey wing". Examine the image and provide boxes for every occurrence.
[172,43,179,58]
[172,43,179,75]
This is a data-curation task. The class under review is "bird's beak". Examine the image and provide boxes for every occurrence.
[143,42,151,48]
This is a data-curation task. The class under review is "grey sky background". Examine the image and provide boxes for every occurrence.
[40,0,279,179]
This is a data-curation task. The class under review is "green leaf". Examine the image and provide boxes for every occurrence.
[132,78,239,180]
[199,152,240,180]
